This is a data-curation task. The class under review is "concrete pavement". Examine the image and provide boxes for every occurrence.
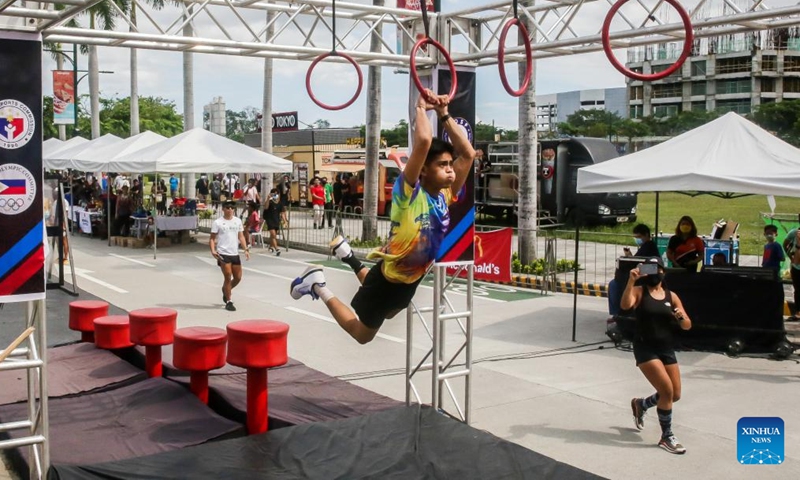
[7,233,799,479]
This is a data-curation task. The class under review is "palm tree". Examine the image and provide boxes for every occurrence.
[130,0,166,136]
[363,0,384,241]
[85,0,131,138]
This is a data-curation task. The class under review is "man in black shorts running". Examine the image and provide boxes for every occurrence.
[210,200,250,311]
[289,89,475,344]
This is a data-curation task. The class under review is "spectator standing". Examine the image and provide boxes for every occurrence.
[169,174,179,199]
[309,177,325,229]
[322,177,334,228]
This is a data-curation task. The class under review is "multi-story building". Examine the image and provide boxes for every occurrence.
[626,30,800,119]
[535,88,628,133]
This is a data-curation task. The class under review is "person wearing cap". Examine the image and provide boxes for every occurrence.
[210,200,250,312]
[622,256,692,455]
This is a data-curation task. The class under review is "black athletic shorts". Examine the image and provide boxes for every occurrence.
[633,342,677,366]
[217,254,242,267]
[266,223,280,231]
[351,261,423,330]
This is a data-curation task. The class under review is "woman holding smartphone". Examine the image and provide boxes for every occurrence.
[621,257,692,455]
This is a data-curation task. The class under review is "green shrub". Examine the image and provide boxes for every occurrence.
[510,252,579,275]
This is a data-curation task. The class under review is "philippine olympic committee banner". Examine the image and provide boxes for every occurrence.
[0,32,45,302]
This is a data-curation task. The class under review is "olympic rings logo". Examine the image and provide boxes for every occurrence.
[0,198,25,212]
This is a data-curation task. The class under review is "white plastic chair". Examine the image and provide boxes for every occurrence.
[250,220,267,249]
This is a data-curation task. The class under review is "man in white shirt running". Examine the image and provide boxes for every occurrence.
[210,200,250,311]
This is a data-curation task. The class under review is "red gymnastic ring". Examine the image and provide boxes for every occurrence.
[498,18,533,97]
[409,37,458,102]
[601,0,694,82]
[305,51,364,111]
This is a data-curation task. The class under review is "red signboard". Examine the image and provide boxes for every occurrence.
[447,228,512,283]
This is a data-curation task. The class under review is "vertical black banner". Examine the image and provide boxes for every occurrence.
[0,33,44,302]
[435,66,476,263]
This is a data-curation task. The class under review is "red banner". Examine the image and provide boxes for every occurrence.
[447,228,512,283]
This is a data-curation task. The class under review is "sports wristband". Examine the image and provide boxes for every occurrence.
[439,114,451,123]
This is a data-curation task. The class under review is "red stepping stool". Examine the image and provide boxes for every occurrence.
[173,327,227,404]
[129,308,177,378]
[93,315,134,350]
[226,320,289,434]
[69,300,109,343]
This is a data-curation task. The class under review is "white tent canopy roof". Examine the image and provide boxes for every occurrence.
[69,131,167,171]
[577,112,800,197]
[108,127,293,173]
[45,134,123,170]
[43,138,64,159]
[43,136,89,163]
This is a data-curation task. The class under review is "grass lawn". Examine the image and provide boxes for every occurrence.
[579,193,800,255]
[476,193,800,255]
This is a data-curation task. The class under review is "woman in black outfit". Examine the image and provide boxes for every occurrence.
[621,257,692,455]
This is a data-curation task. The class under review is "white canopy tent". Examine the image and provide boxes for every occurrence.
[577,112,800,197]
[108,127,293,173]
[43,136,89,163]
[67,131,167,171]
[44,134,123,170]
[42,138,64,158]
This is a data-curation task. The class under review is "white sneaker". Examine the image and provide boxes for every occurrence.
[330,235,353,260]
[290,266,326,300]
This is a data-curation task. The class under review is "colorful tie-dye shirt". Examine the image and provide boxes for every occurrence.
[368,173,458,284]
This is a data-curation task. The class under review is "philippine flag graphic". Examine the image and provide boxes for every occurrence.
[0,116,25,141]
[0,179,26,195]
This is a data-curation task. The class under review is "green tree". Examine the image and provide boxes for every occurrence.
[752,99,800,146]
[558,109,624,138]
[97,97,184,138]
[224,107,260,143]
[313,119,331,129]
[42,97,60,140]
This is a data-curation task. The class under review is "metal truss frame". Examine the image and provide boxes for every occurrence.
[2,1,800,68]
[0,300,49,480]
[406,263,473,424]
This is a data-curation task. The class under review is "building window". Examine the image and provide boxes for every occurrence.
[629,86,644,100]
[631,66,643,74]
[691,60,707,76]
[785,77,800,93]
[652,83,682,98]
[716,57,752,74]
[761,55,777,71]
[716,99,751,114]
[629,105,643,119]
[691,102,706,112]
[761,78,776,93]
[784,56,800,72]
[651,64,681,78]
[761,98,775,104]
[717,79,752,94]
[691,82,707,96]
[653,104,680,118]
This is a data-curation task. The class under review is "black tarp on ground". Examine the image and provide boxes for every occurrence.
[169,362,403,429]
[0,378,244,474]
[50,405,605,480]
[0,343,146,405]
[0,287,127,348]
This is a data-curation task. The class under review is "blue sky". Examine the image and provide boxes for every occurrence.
[41,0,627,132]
